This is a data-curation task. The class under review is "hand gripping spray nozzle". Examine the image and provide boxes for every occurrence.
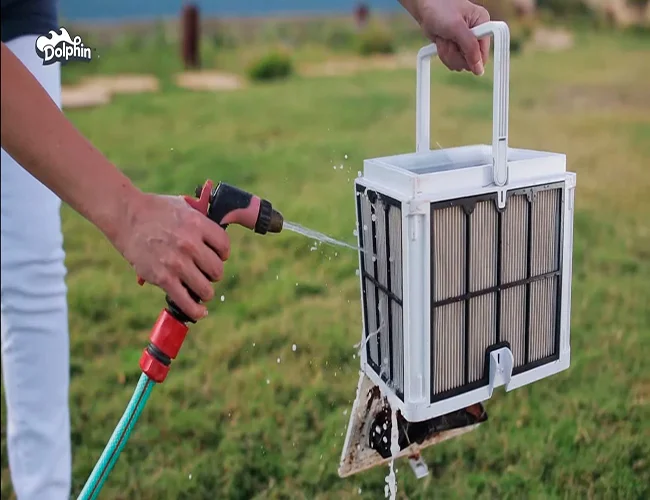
[138,179,284,383]
[77,180,283,500]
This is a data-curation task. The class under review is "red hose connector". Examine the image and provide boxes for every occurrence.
[139,309,189,383]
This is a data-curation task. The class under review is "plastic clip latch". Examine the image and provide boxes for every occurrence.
[409,456,430,479]
[487,347,514,397]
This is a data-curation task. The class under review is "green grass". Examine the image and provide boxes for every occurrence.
[2,25,650,500]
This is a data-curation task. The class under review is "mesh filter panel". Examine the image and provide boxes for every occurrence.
[356,186,405,399]
[430,184,564,402]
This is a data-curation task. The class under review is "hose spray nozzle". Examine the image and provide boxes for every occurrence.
[137,180,283,287]
[189,180,283,234]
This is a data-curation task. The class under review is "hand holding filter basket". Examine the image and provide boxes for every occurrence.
[339,21,576,479]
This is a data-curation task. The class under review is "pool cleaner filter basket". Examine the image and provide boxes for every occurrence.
[339,21,576,478]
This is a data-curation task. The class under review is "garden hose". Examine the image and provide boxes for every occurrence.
[77,180,283,499]
[77,373,155,500]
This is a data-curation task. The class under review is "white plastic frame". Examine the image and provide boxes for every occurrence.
[353,21,576,423]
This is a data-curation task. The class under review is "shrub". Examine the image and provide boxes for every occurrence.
[325,25,357,51]
[247,51,294,82]
[357,27,395,56]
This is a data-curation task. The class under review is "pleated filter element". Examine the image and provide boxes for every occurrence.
[429,186,563,402]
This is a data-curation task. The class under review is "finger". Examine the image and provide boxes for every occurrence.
[467,4,491,67]
[438,41,468,72]
[201,219,231,262]
[166,278,207,321]
[478,37,490,67]
[194,242,224,282]
[181,260,215,303]
[452,20,485,75]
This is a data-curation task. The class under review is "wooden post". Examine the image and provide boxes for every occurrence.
[181,3,200,69]
[354,2,370,29]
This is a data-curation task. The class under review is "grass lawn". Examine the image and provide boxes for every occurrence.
[2,26,650,499]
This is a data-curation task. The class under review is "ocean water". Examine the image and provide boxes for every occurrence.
[59,0,401,22]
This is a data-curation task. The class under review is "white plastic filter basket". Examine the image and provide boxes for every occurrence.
[353,21,576,423]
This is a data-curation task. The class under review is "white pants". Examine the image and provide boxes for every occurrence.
[1,35,71,500]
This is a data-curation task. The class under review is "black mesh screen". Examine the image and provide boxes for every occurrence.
[356,185,404,400]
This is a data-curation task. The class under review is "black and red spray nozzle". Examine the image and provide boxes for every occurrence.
[187,180,284,234]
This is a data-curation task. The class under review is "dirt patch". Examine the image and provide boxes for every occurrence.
[81,74,160,94]
[529,27,575,52]
[299,52,415,77]
[62,74,160,109]
[174,71,245,91]
[61,86,111,109]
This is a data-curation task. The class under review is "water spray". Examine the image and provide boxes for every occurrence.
[77,180,283,500]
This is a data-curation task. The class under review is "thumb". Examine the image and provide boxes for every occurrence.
[452,24,484,76]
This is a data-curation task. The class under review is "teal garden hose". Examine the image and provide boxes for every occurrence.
[78,373,155,500]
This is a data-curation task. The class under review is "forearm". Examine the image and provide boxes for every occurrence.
[0,42,142,242]
[398,0,422,23]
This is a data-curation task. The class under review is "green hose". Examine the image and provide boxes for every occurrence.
[77,372,156,500]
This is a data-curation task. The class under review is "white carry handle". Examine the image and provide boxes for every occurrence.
[416,21,511,187]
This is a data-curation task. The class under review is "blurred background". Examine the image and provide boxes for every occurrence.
[2,1,649,499]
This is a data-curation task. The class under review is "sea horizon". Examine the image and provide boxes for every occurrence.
[59,0,403,23]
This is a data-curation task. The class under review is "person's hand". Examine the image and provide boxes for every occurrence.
[112,192,230,320]
[401,0,491,75]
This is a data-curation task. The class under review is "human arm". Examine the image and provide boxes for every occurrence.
[0,42,228,320]
[398,0,491,75]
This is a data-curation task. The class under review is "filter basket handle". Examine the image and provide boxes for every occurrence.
[416,20,510,186]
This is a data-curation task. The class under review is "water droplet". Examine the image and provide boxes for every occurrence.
[170,147,174,151]
[363,225,368,231]
[371,214,377,222]
[357,171,362,177]
[266,379,270,384]
[277,357,281,363]
[358,487,363,494]
[220,295,225,302]
[276,275,279,280]
[292,344,297,352]
[372,256,377,262]
[343,409,348,415]
[188,473,192,480]
[253,342,256,347]
[333,165,337,170]
[355,269,360,276]
[353,229,359,237]
[345,154,348,159]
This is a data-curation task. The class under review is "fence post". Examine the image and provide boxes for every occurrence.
[181,3,200,69]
